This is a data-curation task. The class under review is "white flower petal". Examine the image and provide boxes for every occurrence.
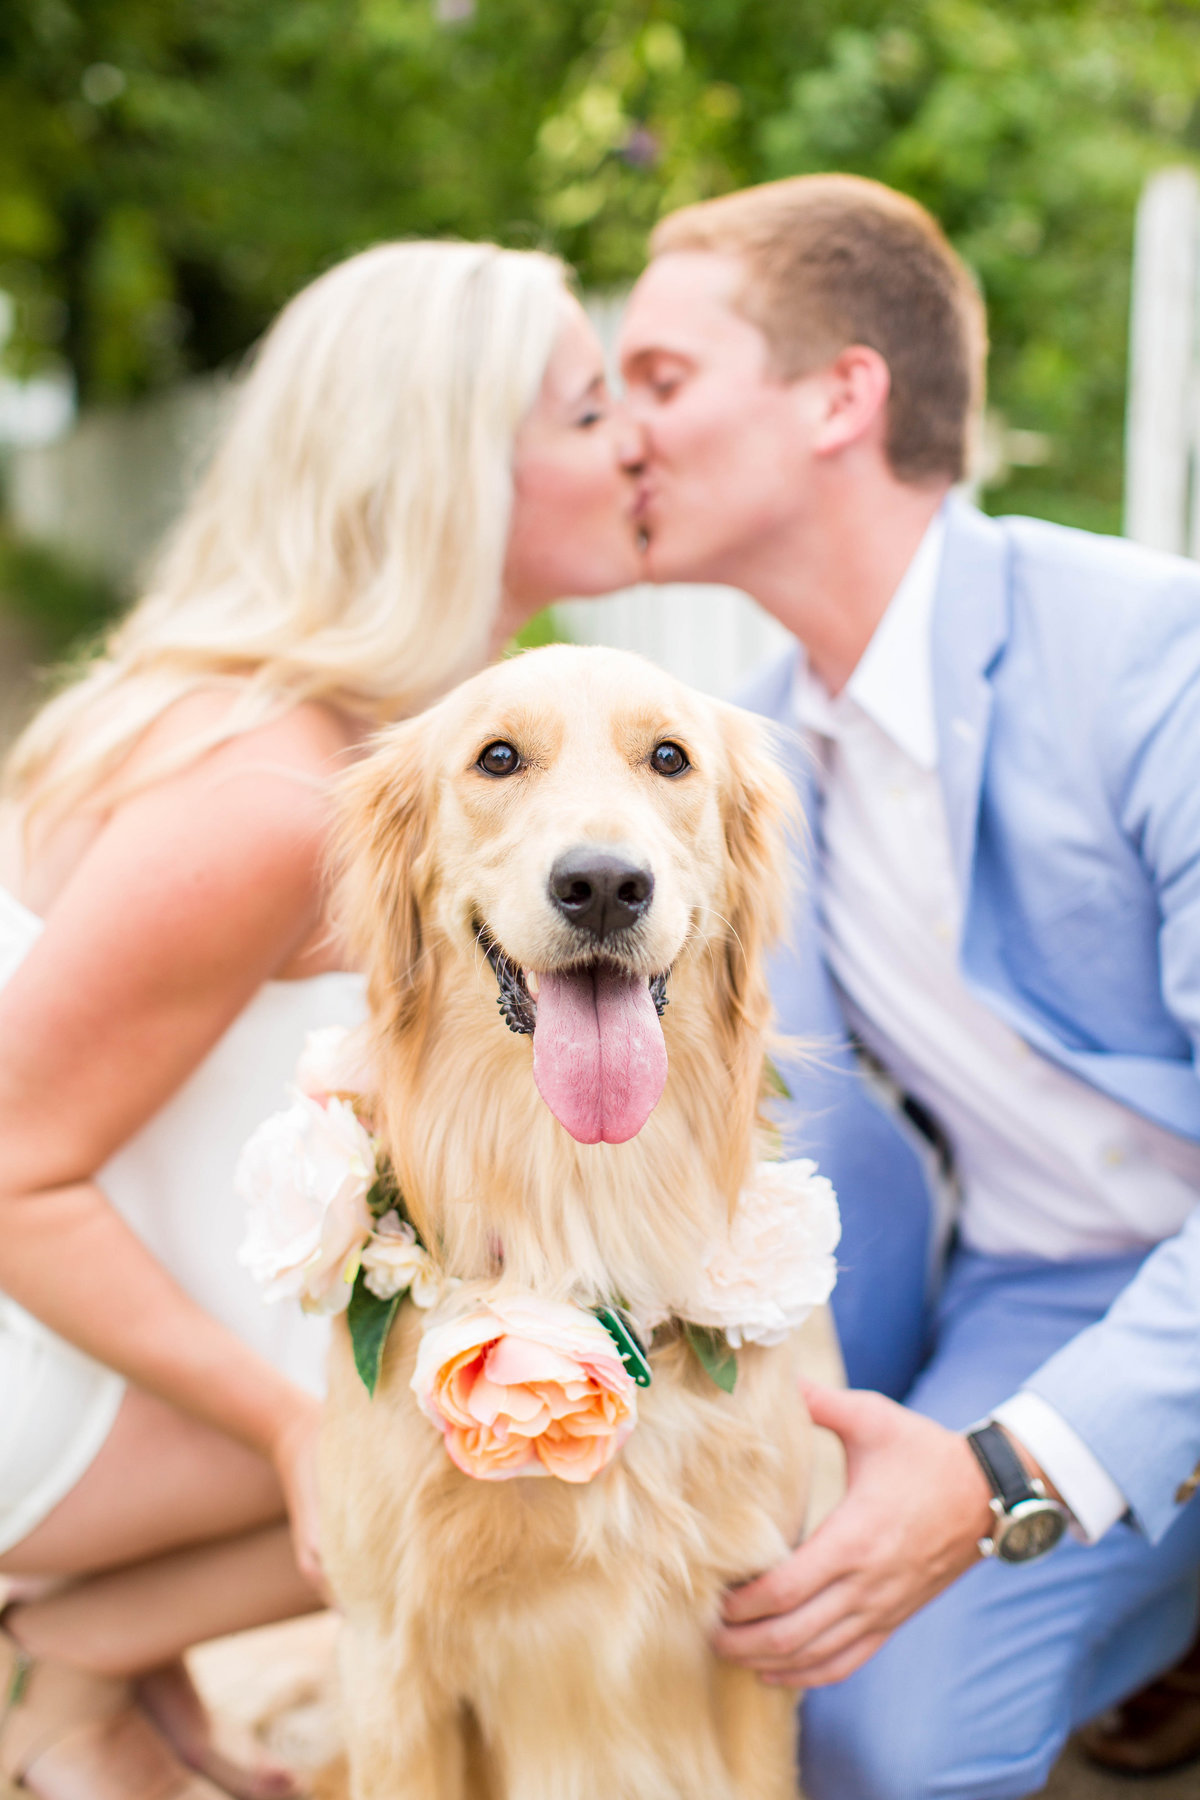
[294,1026,376,1105]
[236,1093,375,1310]
[684,1159,841,1347]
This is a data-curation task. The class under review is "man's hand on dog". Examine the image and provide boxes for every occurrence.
[712,1382,996,1688]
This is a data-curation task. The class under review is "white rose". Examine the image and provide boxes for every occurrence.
[686,1159,841,1347]
[294,1025,376,1108]
[360,1210,443,1307]
[236,1094,376,1315]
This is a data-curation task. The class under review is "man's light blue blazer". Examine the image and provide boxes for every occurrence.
[740,494,1200,1545]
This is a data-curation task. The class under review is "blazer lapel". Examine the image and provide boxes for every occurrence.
[736,645,939,1398]
[735,648,847,1047]
[931,497,1011,903]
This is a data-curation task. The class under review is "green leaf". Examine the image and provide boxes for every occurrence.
[365,1165,401,1221]
[347,1270,401,1397]
[594,1305,652,1387]
[763,1056,793,1104]
[684,1324,738,1395]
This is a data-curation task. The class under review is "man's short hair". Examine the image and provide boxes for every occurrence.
[650,174,987,485]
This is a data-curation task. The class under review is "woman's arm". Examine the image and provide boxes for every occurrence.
[0,704,353,1460]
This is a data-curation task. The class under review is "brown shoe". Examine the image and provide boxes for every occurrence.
[1078,1630,1200,1776]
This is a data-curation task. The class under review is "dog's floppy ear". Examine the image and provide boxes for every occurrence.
[714,701,798,1033]
[334,715,434,1038]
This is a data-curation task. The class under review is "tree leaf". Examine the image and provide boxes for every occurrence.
[684,1324,738,1394]
[347,1271,401,1397]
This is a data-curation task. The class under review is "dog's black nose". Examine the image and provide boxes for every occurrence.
[549,851,654,939]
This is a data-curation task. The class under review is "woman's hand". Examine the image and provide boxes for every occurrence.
[712,1382,995,1687]
[269,1398,332,1604]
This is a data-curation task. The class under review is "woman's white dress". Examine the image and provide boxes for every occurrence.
[0,883,365,1554]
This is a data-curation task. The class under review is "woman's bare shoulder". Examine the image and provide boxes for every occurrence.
[113,694,371,973]
[121,688,368,786]
[22,691,373,978]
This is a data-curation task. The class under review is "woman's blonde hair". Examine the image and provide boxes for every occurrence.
[5,239,570,829]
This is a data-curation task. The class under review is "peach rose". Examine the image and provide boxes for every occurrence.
[412,1296,638,1483]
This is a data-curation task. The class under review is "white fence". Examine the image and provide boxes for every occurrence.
[5,375,233,591]
[559,585,789,699]
[1125,166,1200,557]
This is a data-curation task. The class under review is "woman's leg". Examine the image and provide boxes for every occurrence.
[1,1387,286,1578]
[1,1387,320,1799]
[6,1524,315,1677]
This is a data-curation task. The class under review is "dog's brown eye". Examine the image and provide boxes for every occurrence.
[650,741,689,777]
[478,741,521,777]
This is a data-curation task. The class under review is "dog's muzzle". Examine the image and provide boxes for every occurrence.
[476,910,673,1146]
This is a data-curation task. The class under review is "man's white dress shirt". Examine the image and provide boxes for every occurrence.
[791,511,1200,1541]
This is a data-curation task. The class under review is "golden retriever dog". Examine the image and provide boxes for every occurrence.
[321,644,817,1800]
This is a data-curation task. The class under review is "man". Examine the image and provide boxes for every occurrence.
[618,173,1200,1800]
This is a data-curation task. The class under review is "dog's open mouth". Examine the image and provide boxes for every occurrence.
[478,925,670,1146]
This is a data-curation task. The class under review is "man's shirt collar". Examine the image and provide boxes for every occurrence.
[792,507,946,772]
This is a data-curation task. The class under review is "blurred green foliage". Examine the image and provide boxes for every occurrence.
[2,0,1200,539]
[0,530,119,654]
[510,607,568,653]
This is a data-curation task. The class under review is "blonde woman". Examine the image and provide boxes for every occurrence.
[0,240,644,1800]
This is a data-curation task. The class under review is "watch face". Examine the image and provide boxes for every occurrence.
[997,1500,1068,1563]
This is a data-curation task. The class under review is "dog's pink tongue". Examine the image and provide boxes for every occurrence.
[532,969,667,1145]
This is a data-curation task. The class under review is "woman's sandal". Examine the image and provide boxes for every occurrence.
[0,1622,227,1799]
[136,1661,302,1800]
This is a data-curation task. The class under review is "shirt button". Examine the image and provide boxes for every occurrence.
[934,921,954,944]
[1101,1144,1126,1168]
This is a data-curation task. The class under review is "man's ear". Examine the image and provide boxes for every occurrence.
[811,344,891,460]
[714,701,797,1034]
[334,716,434,1039]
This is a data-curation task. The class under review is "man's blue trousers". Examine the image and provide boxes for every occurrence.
[801,1246,1200,1800]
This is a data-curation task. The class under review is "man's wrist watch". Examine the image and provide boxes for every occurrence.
[965,1422,1069,1563]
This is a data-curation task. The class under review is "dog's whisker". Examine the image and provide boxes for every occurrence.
[685,911,723,977]
[706,908,749,968]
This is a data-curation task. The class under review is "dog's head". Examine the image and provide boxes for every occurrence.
[338,644,794,1149]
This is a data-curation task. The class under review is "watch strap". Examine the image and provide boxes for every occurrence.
[966,1422,1035,1510]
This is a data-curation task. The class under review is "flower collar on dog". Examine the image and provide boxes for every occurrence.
[236,1028,841,1482]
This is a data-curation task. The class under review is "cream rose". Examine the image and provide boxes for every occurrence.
[236,1094,376,1315]
[686,1159,841,1347]
[294,1025,376,1108]
[360,1210,444,1307]
[412,1296,638,1483]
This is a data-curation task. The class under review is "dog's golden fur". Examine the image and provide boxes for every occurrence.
[321,645,812,1800]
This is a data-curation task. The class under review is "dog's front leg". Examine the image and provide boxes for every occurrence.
[713,1659,800,1800]
[340,1623,470,1800]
